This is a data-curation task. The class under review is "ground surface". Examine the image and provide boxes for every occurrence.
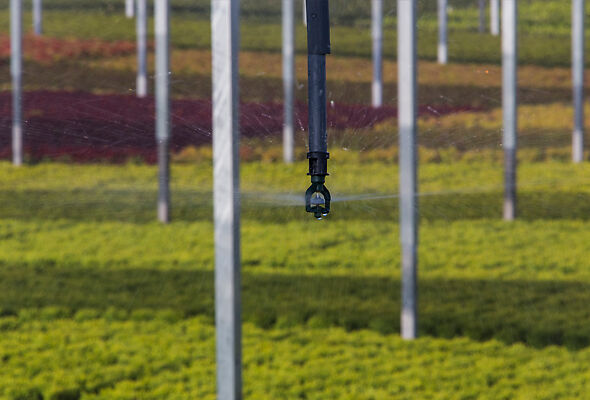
[1,1,590,399]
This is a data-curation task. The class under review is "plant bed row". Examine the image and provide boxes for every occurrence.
[0,90,478,163]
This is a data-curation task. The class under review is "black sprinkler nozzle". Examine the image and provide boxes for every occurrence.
[305,0,331,219]
[305,152,331,219]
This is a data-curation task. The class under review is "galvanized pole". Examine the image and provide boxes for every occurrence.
[398,0,418,340]
[573,0,585,163]
[136,0,148,98]
[372,0,383,107]
[502,0,517,220]
[32,0,42,35]
[155,0,170,223]
[437,0,448,64]
[303,0,307,26]
[283,0,295,163]
[490,0,500,36]
[479,0,486,33]
[11,0,22,166]
[212,0,241,399]
[126,0,134,18]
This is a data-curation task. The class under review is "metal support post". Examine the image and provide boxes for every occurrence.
[11,0,22,166]
[490,0,500,36]
[398,0,418,340]
[212,0,242,399]
[502,0,517,220]
[438,0,448,64]
[137,0,148,98]
[479,0,486,33]
[32,0,42,35]
[155,0,170,223]
[283,0,295,163]
[372,0,383,107]
[126,0,134,18]
[303,0,307,26]
[573,0,585,163]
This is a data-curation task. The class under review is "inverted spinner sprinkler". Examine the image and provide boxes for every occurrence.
[304,0,331,219]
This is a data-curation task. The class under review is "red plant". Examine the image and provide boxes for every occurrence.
[0,90,480,163]
[0,35,138,64]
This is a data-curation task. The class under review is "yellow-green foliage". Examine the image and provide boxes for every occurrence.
[0,157,590,398]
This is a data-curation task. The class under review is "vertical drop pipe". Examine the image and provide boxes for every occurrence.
[136,0,148,98]
[212,0,241,399]
[283,0,295,163]
[372,0,383,107]
[479,0,486,33]
[126,0,134,18]
[573,0,585,163]
[437,0,448,64]
[502,0,517,220]
[11,0,23,166]
[490,0,500,36]
[398,0,418,340]
[305,0,331,219]
[32,0,42,35]
[155,0,170,223]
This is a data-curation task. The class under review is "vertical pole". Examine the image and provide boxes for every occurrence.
[479,0,486,33]
[490,0,500,36]
[303,0,307,26]
[212,0,241,399]
[11,0,22,166]
[126,0,134,18]
[502,0,517,220]
[32,0,42,35]
[372,0,383,107]
[155,0,170,223]
[283,0,295,163]
[437,0,448,64]
[136,0,148,98]
[573,0,585,163]
[398,0,418,340]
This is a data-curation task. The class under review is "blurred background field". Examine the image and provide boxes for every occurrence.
[1,0,590,399]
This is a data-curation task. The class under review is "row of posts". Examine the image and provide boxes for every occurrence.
[6,1,588,398]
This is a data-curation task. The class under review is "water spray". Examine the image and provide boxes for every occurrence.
[304,0,331,219]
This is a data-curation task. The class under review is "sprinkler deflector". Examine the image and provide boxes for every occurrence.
[305,0,331,219]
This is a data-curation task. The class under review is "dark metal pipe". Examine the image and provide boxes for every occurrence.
[308,54,327,153]
[305,0,331,219]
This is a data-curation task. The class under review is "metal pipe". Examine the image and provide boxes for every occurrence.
[126,0,134,18]
[372,0,383,107]
[502,0,517,220]
[136,0,148,98]
[490,0,500,36]
[33,0,42,35]
[573,0,585,163]
[438,0,448,64]
[212,0,242,399]
[398,0,418,340]
[308,54,327,153]
[155,0,170,223]
[11,0,22,166]
[283,0,295,163]
[479,0,486,33]
[305,0,331,220]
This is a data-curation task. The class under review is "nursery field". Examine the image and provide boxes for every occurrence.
[2,0,590,398]
[1,160,590,398]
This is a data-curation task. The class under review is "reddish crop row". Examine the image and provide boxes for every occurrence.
[0,35,137,64]
[0,90,478,163]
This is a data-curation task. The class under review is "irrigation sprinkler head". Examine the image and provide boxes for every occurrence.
[305,176,331,220]
[305,152,330,219]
